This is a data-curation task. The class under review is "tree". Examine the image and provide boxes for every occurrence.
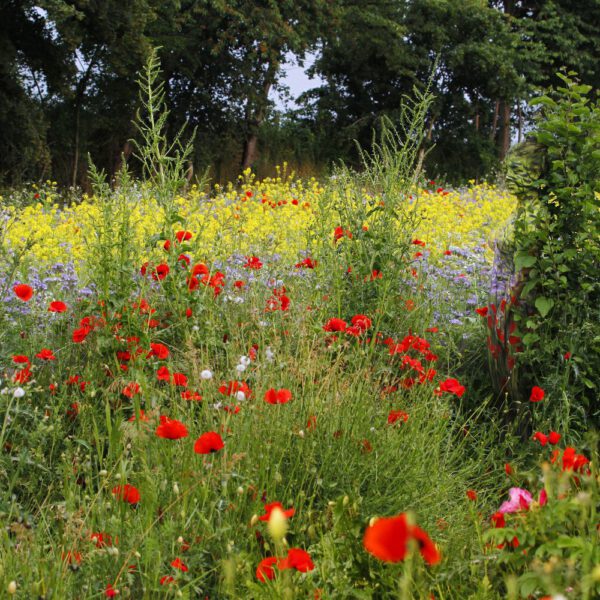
[0,1,71,184]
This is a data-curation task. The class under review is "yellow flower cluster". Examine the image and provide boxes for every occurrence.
[1,172,515,270]
[412,183,517,258]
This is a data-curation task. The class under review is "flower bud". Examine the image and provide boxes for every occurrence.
[267,506,288,541]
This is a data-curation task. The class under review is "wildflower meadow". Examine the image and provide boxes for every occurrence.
[0,54,598,600]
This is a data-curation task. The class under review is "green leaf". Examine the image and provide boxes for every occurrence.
[515,253,537,270]
[523,333,540,345]
[535,296,554,317]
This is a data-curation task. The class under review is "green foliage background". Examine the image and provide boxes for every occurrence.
[2,1,600,186]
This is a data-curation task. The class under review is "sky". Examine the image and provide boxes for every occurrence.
[270,52,323,109]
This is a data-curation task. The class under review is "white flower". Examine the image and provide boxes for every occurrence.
[235,391,246,402]
[239,355,251,366]
[200,369,213,380]
[265,347,275,362]
[236,364,246,373]
[12,387,25,398]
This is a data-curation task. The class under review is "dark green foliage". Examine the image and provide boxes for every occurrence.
[502,73,600,431]
[2,1,600,184]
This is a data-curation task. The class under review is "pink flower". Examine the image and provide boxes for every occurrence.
[498,487,532,514]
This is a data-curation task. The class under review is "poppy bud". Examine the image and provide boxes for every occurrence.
[250,514,259,526]
[267,506,288,541]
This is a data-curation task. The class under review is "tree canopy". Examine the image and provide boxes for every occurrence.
[1,0,599,186]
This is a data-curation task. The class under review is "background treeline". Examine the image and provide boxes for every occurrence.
[2,0,600,187]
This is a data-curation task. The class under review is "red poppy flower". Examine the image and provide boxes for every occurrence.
[13,366,32,384]
[411,239,426,247]
[171,557,188,572]
[172,372,188,387]
[156,366,171,381]
[530,386,545,402]
[152,263,170,281]
[219,380,251,398]
[14,283,33,301]
[105,584,118,597]
[351,314,372,332]
[36,348,56,360]
[387,410,409,425]
[191,263,210,278]
[175,230,193,243]
[265,290,290,311]
[363,514,409,562]
[147,343,169,360]
[194,432,224,454]
[553,446,590,473]
[333,227,352,242]
[295,257,316,269]
[256,557,278,582]
[181,390,202,401]
[532,432,548,446]
[548,431,561,445]
[435,378,465,398]
[160,575,175,585]
[121,382,140,398]
[466,490,478,501]
[244,256,263,269]
[411,524,441,565]
[278,548,314,573]
[12,355,30,365]
[112,484,140,504]
[91,532,113,548]
[490,511,505,528]
[264,388,293,405]
[258,502,295,522]
[323,318,347,332]
[475,307,488,317]
[128,409,149,422]
[49,301,67,312]
[363,514,440,565]
[504,463,513,475]
[72,326,92,343]
[61,550,82,565]
[306,415,317,430]
[155,416,189,440]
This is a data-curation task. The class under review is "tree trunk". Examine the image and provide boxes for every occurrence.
[72,105,80,188]
[490,100,500,142]
[241,59,279,171]
[498,100,511,160]
[71,51,99,188]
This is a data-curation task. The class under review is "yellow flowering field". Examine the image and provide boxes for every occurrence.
[1,171,516,270]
